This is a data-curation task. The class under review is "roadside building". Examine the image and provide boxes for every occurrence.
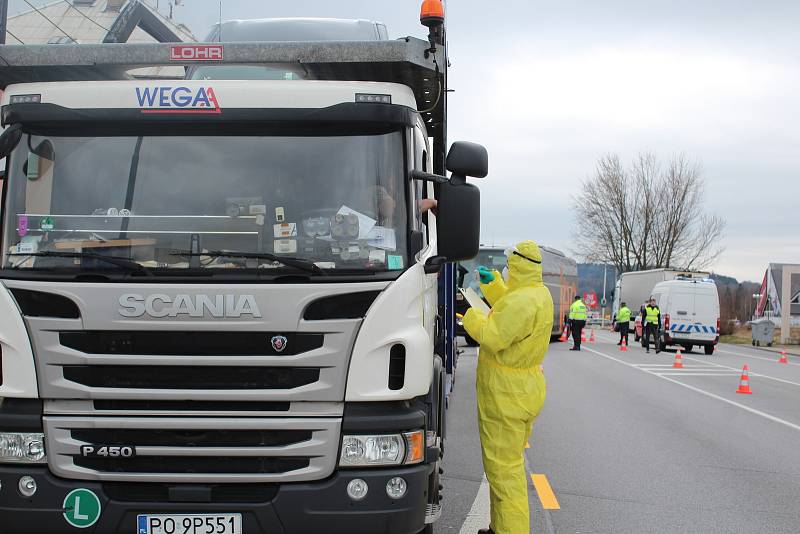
[754,263,800,344]
[755,263,800,322]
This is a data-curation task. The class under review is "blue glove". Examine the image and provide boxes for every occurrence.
[477,266,495,284]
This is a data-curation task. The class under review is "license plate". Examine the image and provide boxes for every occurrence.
[137,514,242,534]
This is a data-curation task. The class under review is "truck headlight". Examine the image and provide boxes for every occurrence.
[0,433,47,464]
[339,430,425,467]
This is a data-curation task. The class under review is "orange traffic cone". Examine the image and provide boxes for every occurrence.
[581,329,587,343]
[620,338,628,352]
[673,349,684,369]
[559,325,568,342]
[736,364,753,395]
[589,330,596,344]
[778,351,789,364]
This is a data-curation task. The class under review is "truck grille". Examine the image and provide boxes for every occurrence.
[59,331,324,356]
[74,456,310,474]
[92,400,291,412]
[7,281,384,484]
[29,324,354,402]
[46,416,340,483]
[63,365,320,390]
[70,428,312,448]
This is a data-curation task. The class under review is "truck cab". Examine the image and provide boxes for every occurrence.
[0,12,484,534]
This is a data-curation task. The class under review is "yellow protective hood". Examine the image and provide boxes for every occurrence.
[506,240,543,290]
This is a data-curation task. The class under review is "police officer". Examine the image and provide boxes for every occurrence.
[569,295,587,351]
[643,297,661,354]
[616,301,632,346]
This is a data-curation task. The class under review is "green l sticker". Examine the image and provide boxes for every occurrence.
[63,488,101,529]
[387,255,404,270]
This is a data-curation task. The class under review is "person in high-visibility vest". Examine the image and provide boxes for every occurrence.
[568,295,588,351]
[616,302,632,346]
[643,297,662,354]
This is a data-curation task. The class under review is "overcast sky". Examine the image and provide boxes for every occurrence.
[13,0,798,282]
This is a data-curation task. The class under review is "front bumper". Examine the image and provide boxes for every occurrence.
[0,464,432,534]
[663,333,719,347]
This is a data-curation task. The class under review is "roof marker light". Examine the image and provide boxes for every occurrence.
[356,93,392,104]
[10,94,41,104]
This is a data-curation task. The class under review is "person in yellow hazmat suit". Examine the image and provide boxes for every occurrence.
[462,240,554,534]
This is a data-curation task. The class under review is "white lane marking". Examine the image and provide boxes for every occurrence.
[654,372,741,377]
[634,364,725,369]
[582,346,800,433]
[716,347,800,367]
[681,355,800,388]
[458,474,491,534]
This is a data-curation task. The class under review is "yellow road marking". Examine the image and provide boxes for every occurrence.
[531,473,560,510]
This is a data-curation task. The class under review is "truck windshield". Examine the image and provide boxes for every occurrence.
[1,131,408,276]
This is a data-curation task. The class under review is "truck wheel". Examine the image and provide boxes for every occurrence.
[704,345,715,355]
[416,526,434,534]
[767,342,773,347]
[681,344,693,353]
[464,334,479,347]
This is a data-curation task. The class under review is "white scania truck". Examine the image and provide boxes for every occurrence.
[0,8,485,534]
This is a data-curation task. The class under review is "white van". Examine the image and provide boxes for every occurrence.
[651,278,720,355]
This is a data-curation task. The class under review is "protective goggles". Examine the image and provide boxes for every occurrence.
[504,246,541,264]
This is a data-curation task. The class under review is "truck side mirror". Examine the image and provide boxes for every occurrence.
[436,178,480,261]
[0,124,23,158]
[446,141,488,179]
[411,141,488,262]
[436,141,486,261]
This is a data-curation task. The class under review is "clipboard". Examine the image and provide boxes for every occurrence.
[460,287,491,315]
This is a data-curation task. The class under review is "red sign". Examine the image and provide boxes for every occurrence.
[583,291,599,310]
[170,44,224,62]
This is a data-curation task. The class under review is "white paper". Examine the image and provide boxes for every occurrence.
[366,226,397,251]
[369,249,387,263]
[337,205,376,239]
[460,287,491,315]
[15,242,36,254]
[273,239,297,254]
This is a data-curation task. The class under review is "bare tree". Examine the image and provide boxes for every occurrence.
[572,152,725,273]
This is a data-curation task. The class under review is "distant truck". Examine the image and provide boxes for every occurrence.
[456,245,578,345]
[611,269,709,340]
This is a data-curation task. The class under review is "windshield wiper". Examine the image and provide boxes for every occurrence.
[8,251,154,276]
[171,250,328,276]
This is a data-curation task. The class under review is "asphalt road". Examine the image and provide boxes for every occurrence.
[436,334,800,533]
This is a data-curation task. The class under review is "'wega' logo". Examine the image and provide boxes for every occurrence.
[135,86,221,114]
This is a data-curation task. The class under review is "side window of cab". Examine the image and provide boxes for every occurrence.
[413,126,432,243]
